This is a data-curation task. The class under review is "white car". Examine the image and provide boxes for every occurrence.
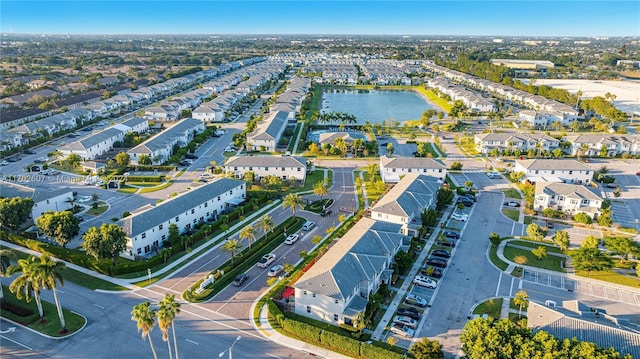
[95,180,105,187]
[412,275,437,289]
[77,196,92,203]
[0,160,8,166]
[257,253,276,268]
[302,221,315,231]
[451,212,469,222]
[267,264,284,277]
[486,171,502,179]
[390,324,414,338]
[224,146,236,153]
[393,315,417,328]
[284,234,300,245]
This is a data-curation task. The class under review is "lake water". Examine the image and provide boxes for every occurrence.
[321,89,438,124]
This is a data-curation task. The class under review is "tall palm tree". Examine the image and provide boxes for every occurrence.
[257,215,274,242]
[313,180,329,201]
[158,294,182,359]
[366,163,379,182]
[239,225,257,250]
[35,255,67,332]
[8,256,44,319]
[514,290,529,318]
[221,239,243,264]
[0,249,16,299]
[131,302,159,359]
[282,193,304,218]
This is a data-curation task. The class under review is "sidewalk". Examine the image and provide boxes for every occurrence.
[256,303,353,359]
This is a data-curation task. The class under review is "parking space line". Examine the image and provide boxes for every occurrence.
[495,272,502,297]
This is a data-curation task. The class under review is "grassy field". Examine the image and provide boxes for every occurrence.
[420,142,441,157]
[298,169,330,193]
[139,181,174,194]
[502,188,522,199]
[86,201,109,216]
[117,185,138,194]
[473,298,503,319]
[503,246,566,272]
[1,285,86,337]
[489,244,509,271]
[502,209,520,222]
[509,240,563,254]
[575,270,640,287]
[362,172,386,203]
[413,86,453,112]
[458,136,479,156]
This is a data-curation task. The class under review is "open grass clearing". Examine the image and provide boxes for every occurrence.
[502,188,522,199]
[138,180,174,194]
[502,209,520,221]
[575,270,640,287]
[503,246,566,272]
[473,298,503,320]
[117,185,138,194]
[509,240,563,254]
[86,201,109,216]
[489,244,509,271]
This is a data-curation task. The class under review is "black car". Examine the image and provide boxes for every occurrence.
[233,274,249,286]
[431,249,451,259]
[456,197,473,207]
[437,239,455,248]
[24,149,36,155]
[421,266,443,279]
[185,153,198,159]
[82,127,93,131]
[463,194,477,202]
[426,257,448,268]
[443,230,460,239]
[75,215,84,222]
[320,209,332,217]
[396,307,421,320]
[6,157,20,162]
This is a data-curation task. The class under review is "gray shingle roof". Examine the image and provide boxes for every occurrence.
[380,155,446,169]
[225,155,306,168]
[70,127,123,150]
[293,218,405,300]
[120,117,147,129]
[0,181,73,203]
[535,182,602,202]
[128,118,203,153]
[251,111,289,141]
[120,178,244,238]
[517,159,592,171]
[371,174,439,217]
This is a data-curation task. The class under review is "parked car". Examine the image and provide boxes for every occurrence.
[95,180,105,187]
[6,157,20,162]
[75,215,84,222]
[284,234,300,245]
[302,221,315,231]
[451,212,469,221]
[396,307,421,320]
[267,264,284,277]
[77,196,92,203]
[437,239,455,248]
[421,266,443,279]
[546,221,554,229]
[504,201,521,207]
[404,294,427,307]
[413,275,437,289]
[185,153,198,160]
[393,315,417,328]
[24,149,36,155]
[224,146,236,153]
[0,160,8,166]
[257,253,276,268]
[443,230,460,239]
[233,274,249,286]
[462,193,477,202]
[426,257,448,268]
[431,249,451,259]
[82,127,93,131]
[320,209,332,217]
[34,157,47,163]
[604,183,619,189]
[456,197,473,207]
[390,324,414,338]
[486,171,502,179]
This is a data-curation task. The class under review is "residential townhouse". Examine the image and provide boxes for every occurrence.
[293,218,406,325]
[0,108,52,130]
[379,155,447,183]
[426,77,496,113]
[369,174,440,236]
[474,133,561,154]
[247,111,290,152]
[515,159,593,184]
[317,132,367,148]
[0,181,73,224]
[8,108,93,139]
[0,131,25,151]
[120,178,246,258]
[224,155,307,182]
[564,134,640,157]
[127,118,205,164]
[534,181,603,218]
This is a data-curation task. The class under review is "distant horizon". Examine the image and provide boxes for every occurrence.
[1,33,637,38]
[2,1,638,37]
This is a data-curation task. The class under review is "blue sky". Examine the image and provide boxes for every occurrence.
[2,1,639,36]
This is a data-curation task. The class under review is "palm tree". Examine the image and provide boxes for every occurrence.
[257,215,274,242]
[0,249,16,299]
[35,255,67,332]
[158,294,182,359]
[514,290,529,317]
[313,180,329,201]
[239,225,257,250]
[221,239,243,264]
[131,302,159,359]
[366,163,379,182]
[282,193,304,218]
[9,256,44,320]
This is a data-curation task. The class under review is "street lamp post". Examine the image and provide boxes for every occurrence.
[219,336,241,359]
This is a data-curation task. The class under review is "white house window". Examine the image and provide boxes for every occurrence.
[569,170,573,174]
[306,306,311,313]
[142,233,146,239]
[137,248,142,255]
[333,314,338,321]
[312,293,316,298]
[159,224,163,230]
[334,299,338,304]
[204,202,208,208]
[162,235,166,240]
[175,216,180,222]
[297,168,301,172]
[191,209,195,214]
[303,291,307,295]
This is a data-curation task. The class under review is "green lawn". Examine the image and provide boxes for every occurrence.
[509,240,562,254]
[48,163,85,176]
[1,285,86,337]
[117,185,138,194]
[575,270,640,287]
[414,86,453,112]
[472,298,503,320]
[86,201,109,216]
[175,169,185,178]
[503,245,566,272]
[298,169,329,193]
[362,172,386,203]
[419,142,441,157]
[139,181,174,194]
[502,188,522,199]
[502,209,520,222]
[489,244,509,271]
[510,298,529,311]
[458,136,479,156]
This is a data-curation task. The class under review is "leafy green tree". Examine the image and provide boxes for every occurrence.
[36,211,79,248]
[553,230,571,251]
[366,163,379,181]
[82,223,127,266]
[168,223,180,244]
[570,247,613,277]
[597,207,613,227]
[421,208,438,227]
[514,290,529,317]
[394,250,413,274]
[221,238,243,264]
[386,143,395,156]
[488,232,502,246]
[138,154,152,165]
[526,223,544,241]
[282,193,304,217]
[450,161,463,171]
[409,338,444,359]
[0,249,15,299]
[115,152,130,167]
[604,237,640,260]
[158,294,181,359]
[0,197,34,231]
[531,246,547,260]
[64,153,81,169]
[449,100,468,118]
[464,180,474,191]
[9,256,44,319]
[542,208,556,218]
[582,235,600,249]
[312,235,323,245]
[435,188,454,211]
[131,302,159,359]
[239,225,257,250]
[573,212,592,224]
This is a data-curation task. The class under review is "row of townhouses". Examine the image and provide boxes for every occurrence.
[0,181,74,223]
[59,117,149,160]
[379,155,447,183]
[426,77,497,113]
[247,111,291,152]
[127,118,205,165]
[120,178,246,258]
[224,155,308,182]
